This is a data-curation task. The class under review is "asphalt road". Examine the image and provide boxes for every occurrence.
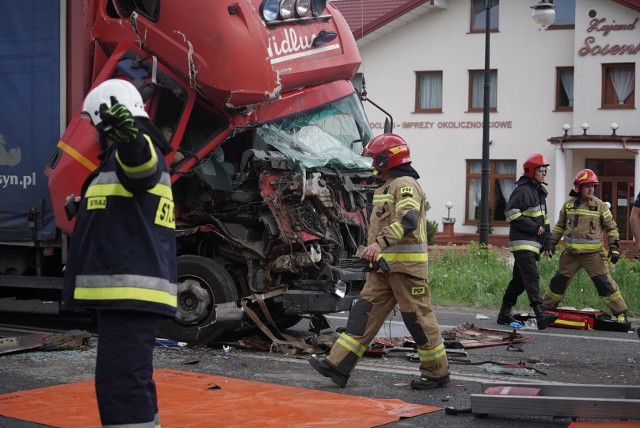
[0,305,638,427]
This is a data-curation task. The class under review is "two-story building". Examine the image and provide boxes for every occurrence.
[333,0,640,250]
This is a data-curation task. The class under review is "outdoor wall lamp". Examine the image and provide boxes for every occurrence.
[611,122,619,136]
[581,122,590,135]
[531,0,556,29]
[445,201,453,219]
[562,123,571,137]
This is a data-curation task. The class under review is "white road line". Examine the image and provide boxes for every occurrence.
[325,316,639,343]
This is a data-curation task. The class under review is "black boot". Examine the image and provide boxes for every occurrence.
[533,305,557,330]
[497,304,518,325]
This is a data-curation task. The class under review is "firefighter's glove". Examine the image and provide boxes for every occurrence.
[608,245,620,265]
[99,96,139,144]
[544,238,555,257]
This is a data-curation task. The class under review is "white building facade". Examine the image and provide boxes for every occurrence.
[337,0,640,243]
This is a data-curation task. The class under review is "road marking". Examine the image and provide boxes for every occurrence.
[325,316,639,343]
[234,351,563,384]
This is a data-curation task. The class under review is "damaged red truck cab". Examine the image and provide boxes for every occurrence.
[44,0,376,342]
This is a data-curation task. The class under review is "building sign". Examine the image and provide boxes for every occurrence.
[370,120,513,130]
[579,17,640,56]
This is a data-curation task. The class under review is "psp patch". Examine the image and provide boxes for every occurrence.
[400,186,414,197]
[411,286,426,296]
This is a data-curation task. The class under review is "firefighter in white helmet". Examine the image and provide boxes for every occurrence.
[542,169,630,327]
[309,133,449,390]
[62,78,176,427]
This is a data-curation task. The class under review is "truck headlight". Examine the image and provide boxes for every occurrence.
[279,0,294,19]
[261,0,280,22]
[295,0,310,16]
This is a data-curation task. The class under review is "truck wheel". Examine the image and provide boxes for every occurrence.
[160,255,239,344]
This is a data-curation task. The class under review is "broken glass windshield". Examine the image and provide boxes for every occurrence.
[257,93,373,170]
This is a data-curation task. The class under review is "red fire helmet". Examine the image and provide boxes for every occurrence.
[573,168,599,193]
[523,154,550,177]
[362,133,411,172]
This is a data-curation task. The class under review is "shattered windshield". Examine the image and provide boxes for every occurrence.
[257,93,373,170]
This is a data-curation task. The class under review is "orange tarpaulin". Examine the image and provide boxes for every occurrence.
[0,368,440,427]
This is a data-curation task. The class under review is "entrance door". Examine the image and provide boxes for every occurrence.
[597,179,634,240]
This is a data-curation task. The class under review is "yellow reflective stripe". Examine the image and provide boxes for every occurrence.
[85,183,133,198]
[603,290,623,305]
[396,198,420,210]
[74,286,177,307]
[511,244,541,252]
[417,343,446,362]
[603,210,613,219]
[373,195,394,203]
[564,242,602,251]
[544,218,550,225]
[57,140,99,171]
[523,210,544,217]
[506,212,522,222]
[420,221,426,243]
[116,138,158,177]
[382,252,428,262]
[335,333,367,357]
[554,319,585,328]
[147,182,174,200]
[570,209,601,217]
[390,222,404,238]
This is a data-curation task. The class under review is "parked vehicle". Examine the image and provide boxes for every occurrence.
[1,0,379,343]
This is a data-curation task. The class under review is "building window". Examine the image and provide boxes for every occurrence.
[602,63,635,109]
[415,71,442,113]
[549,0,575,28]
[469,69,497,112]
[470,0,499,33]
[556,67,574,111]
[466,160,516,225]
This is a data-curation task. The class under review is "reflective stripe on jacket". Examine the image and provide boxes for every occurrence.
[551,196,619,254]
[369,175,428,279]
[504,175,550,254]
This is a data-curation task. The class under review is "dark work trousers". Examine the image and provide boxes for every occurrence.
[502,251,542,308]
[95,310,162,427]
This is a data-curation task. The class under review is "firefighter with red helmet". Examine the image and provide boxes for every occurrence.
[542,169,630,326]
[309,133,449,390]
[498,154,558,330]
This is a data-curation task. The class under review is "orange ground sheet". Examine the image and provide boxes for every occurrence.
[0,368,440,427]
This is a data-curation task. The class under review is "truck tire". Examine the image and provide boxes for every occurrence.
[160,255,239,344]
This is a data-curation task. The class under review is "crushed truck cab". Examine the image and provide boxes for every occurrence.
[44,0,376,343]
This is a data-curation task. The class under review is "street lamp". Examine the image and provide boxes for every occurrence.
[445,201,453,220]
[478,1,555,245]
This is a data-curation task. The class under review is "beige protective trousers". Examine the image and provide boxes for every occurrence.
[326,271,448,379]
[543,250,627,315]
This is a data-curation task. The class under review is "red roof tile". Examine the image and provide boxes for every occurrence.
[331,0,432,40]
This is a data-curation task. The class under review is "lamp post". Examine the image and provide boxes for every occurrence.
[478,0,555,245]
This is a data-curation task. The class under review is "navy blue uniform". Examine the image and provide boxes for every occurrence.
[62,132,177,427]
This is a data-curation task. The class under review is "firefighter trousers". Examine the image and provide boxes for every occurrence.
[95,310,163,428]
[325,272,448,380]
[543,250,627,315]
[502,251,543,308]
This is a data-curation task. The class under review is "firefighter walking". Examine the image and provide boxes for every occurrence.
[62,79,177,427]
[498,154,558,330]
[542,169,630,326]
[309,133,449,390]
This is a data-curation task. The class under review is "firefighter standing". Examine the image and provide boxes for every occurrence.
[309,133,449,390]
[542,169,630,326]
[498,154,558,330]
[61,79,177,427]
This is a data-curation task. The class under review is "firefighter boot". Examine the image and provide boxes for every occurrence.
[410,374,451,390]
[533,305,557,330]
[309,356,349,387]
[615,311,631,328]
[497,304,518,325]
